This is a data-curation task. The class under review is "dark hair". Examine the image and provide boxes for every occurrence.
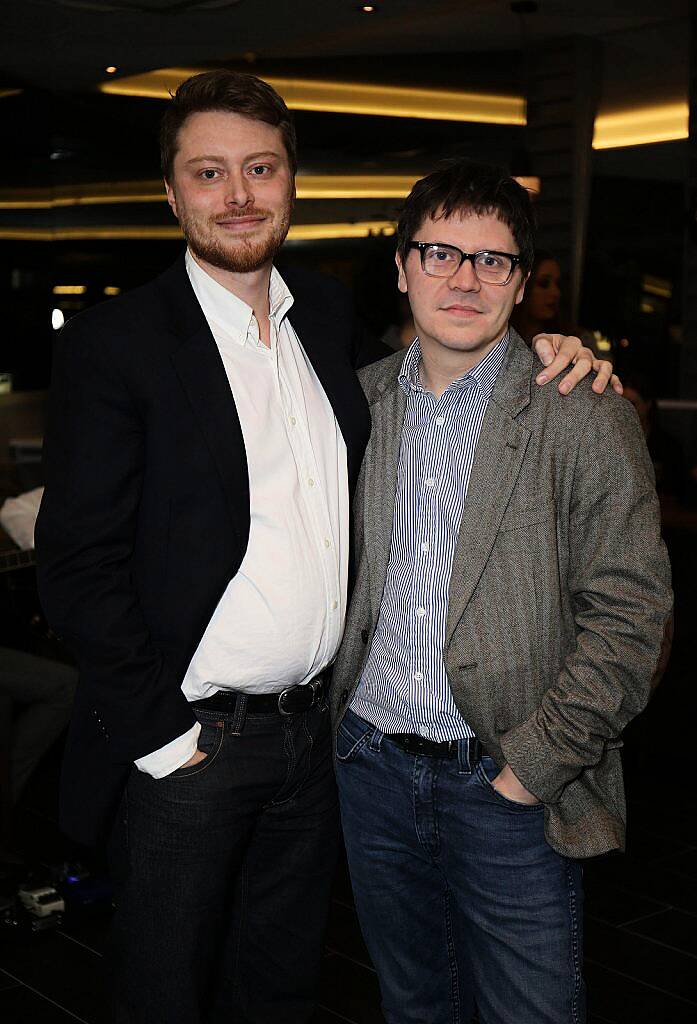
[529,249,559,278]
[396,159,536,274]
[160,69,298,181]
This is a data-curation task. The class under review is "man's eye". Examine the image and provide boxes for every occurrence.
[249,165,270,176]
[200,169,219,180]
[432,249,454,262]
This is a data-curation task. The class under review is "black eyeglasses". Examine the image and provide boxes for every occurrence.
[408,242,521,285]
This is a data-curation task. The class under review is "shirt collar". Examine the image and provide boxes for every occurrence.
[185,249,294,347]
[399,330,509,401]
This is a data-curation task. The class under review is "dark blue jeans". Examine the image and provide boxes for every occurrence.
[108,697,339,1024]
[336,708,585,1024]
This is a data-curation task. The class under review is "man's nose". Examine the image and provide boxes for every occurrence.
[448,256,480,292]
[223,172,254,207]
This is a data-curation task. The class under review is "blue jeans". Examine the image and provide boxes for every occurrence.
[336,708,585,1024]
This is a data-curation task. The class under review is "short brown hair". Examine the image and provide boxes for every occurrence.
[397,159,536,274]
[160,69,298,181]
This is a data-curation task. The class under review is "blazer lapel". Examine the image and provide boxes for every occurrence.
[445,333,533,646]
[157,257,250,549]
[363,379,407,621]
[170,327,250,549]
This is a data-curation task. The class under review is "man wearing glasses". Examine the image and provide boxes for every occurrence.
[331,159,672,1024]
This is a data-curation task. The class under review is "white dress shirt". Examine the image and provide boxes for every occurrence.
[135,251,349,777]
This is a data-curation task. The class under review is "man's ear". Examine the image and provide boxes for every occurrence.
[396,252,408,294]
[514,271,530,307]
[164,178,178,219]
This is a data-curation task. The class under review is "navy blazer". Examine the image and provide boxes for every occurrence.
[36,255,376,845]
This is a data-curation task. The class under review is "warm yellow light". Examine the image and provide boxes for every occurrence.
[593,102,688,149]
[100,68,526,125]
[0,175,540,210]
[642,274,672,299]
[0,181,165,209]
[0,221,397,242]
[287,221,395,241]
[105,66,118,74]
[0,88,22,99]
[104,286,121,296]
[52,284,87,295]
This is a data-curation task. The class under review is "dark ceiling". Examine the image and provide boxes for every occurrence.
[1,0,690,109]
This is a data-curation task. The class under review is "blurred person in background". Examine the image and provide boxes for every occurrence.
[0,648,77,867]
[511,249,563,344]
[623,370,684,498]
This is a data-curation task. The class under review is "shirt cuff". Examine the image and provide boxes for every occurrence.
[134,722,201,778]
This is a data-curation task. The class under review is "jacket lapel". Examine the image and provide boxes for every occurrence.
[170,326,250,549]
[445,333,533,646]
[363,376,407,620]
[157,257,250,549]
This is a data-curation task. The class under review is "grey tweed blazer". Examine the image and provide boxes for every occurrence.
[330,329,673,859]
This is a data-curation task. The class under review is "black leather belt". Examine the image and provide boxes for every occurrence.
[193,674,328,716]
[386,732,487,761]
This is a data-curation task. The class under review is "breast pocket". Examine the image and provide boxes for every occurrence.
[498,491,556,533]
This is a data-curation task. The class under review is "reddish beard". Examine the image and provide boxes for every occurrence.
[178,201,292,274]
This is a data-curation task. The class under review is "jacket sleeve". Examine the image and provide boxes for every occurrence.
[499,395,673,805]
[35,315,196,763]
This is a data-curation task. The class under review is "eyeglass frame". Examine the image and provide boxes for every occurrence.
[407,241,523,286]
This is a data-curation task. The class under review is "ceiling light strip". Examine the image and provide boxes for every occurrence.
[592,102,689,150]
[99,67,526,125]
[0,221,397,242]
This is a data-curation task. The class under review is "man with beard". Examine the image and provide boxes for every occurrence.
[36,71,616,1024]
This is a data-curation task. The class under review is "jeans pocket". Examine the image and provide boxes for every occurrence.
[476,757,544,812]
[335,711,374,763]
[166,717,225,780]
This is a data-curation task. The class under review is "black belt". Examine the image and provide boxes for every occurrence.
[386,732,487,761]
[193,674,329,716]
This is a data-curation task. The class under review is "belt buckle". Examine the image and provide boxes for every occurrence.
[277,676,322,716]
[277,686,296,716]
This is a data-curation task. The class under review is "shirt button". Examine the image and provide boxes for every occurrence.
[435,416,445,426]
[421,541,429,552]
[324,538,331,549]
[289,415,297,426]
[413,672,424,681]
[425,478,436,488]
[415,607,427,617]
[308,478,315,488]
[331,600,338,610]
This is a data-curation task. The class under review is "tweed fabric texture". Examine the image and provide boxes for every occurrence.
[330,329,673,858]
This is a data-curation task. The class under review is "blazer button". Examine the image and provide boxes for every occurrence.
[360,629,369,644]
[340,689,349,705]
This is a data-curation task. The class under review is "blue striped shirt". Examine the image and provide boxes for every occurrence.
[351,332,509,740]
